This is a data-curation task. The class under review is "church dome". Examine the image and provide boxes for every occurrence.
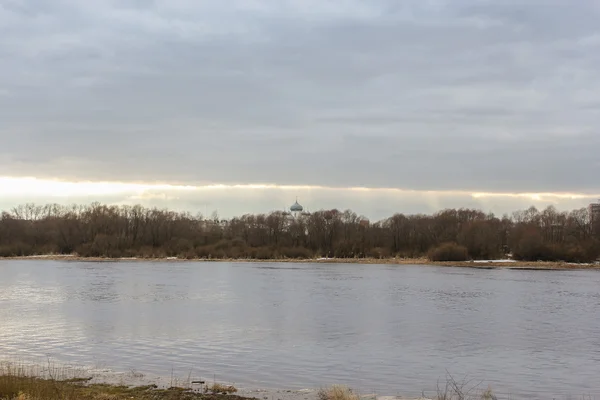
[290,200,303,212]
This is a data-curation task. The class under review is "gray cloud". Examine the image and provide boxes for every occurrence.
[1,0,600,194]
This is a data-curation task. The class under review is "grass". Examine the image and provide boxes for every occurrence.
[1,362,596,400]
[317,386,360,400]
[4,254,600,270]
[435,374,498,400]
[0,362,245,400]
[205,383,237,394]
[0,375,246,400]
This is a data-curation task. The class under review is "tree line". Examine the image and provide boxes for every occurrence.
[0,202,599,262]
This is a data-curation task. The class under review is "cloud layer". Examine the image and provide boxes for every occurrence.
[0,178,597,221]
[2,1,600,197]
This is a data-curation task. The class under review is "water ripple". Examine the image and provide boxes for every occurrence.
[1,260,600,399]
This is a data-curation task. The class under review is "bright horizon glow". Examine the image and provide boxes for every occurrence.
[1,176,599,203]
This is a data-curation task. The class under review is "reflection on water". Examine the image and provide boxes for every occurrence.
[1,260,600,399]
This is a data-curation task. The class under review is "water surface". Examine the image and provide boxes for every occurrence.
[1,260,599,399]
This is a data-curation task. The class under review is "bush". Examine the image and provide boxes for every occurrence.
[138,246,167,259]
[206,383,237,394]
[163,238,192,256]
[515,242,600,263]
[365,246,392,259]
[75,234,123,258]
[512,233,600,263]
[278,246,313,259]
[194,245,226,259]
[395,249,424,259]
[512,230,548,261]
[0,243,35,257]
[249,246,275,260]
[428,242,469,261]
[458,220,504,260]
[318,386,360,400]
[551,244,593,263]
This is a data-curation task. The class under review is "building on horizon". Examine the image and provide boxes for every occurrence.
[289,198,304,218]
[590,200,600,236]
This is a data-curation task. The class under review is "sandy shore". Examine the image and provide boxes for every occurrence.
[2,254,599,270]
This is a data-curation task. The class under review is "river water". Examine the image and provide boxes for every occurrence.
[1,260,599,399]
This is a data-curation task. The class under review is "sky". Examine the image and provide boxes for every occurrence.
[1,0,600,220]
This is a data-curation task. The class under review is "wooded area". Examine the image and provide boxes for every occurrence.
[0,202,599,262]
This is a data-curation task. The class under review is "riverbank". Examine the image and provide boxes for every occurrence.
[1,254,599,270]
[0,375,435,400]
[0,362,433,400]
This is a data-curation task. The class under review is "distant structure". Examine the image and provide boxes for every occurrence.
[590,200,600,235]
[289,198,304,218]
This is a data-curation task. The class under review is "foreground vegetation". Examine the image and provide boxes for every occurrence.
[1,202,599,263]
[3,375,591,400]
[318,382,499,400]
[0,365,593,400]
[0,372,241,400]
[0,375,495,400]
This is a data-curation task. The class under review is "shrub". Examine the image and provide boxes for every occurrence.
[0,243,34,257]
[138,246,167,259]
[163,238,192,256]
[194,245,226,259]
[458,220,504,260]
[512,230,548,261]
[395,249,424,259]
[278,246,313,259]
[0,243,35,257]
[318,385,360,400]
[428,242,469,261]
[214,239,232,251]
[75,234,123,258]
[365,246,392,259]
[250,246,275,260]
[206,383,237,394]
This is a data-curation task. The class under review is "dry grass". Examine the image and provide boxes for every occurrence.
[0,363,595,400]
[1,375,178,400]
[317,385,360,400]
[435,374,498,400]
[205,383,237,394]
[3,254,599,270]
[0,363,245,400]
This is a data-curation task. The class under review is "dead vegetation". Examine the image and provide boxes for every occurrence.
[1,202,599,264]
[205,383,237,394]
[427,242,470,262]
[0,362,245,400]
[0,362,594,400]
[317,385,360,400]
[0,375,247,400]
[435,373,497,400]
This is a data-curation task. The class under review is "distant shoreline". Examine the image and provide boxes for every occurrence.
[1,254,599,270]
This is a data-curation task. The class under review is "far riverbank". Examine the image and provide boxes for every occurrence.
[1,254,599,270]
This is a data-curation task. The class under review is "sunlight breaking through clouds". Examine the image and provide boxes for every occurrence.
[0,177,598,221]
[0,177,197,197]
[2,176,599,199]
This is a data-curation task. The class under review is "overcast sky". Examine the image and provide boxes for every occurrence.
[1,0,600,219]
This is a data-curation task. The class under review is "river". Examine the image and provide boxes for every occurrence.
[1,260,599,399]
